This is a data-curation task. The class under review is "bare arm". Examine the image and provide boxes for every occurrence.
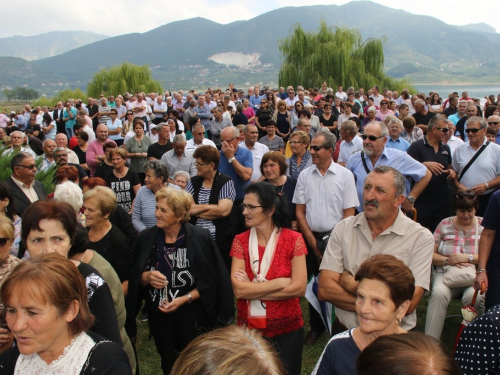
[198,199,233,220]
[295,204,321,259]
[317,269,356,311]
[474,228,496,291]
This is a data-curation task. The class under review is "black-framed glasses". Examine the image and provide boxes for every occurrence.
[241,203,263,211]
[465,128,483,133]
[435,127,449,133]
[381,102,389,105]
[127,113,134,116]
[455,192,477,201]
[16,164,36,170]
[361,134,385,141]
[310,145,329,151]
[222,137,236,143]
[194,162,209,167]
[0,238,9,247]
[488,122,499,125]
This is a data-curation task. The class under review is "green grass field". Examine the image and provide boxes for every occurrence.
[135,294,464,374]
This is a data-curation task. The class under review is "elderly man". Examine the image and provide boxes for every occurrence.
[161,135,196,183]
[192,95,212,137]
[338,120,363,167]
[185,123,216,153]
[98,96,111,126]
[239,124,269,182]
[86,124,116,177]
[346,122,431,213]
[293,128,359,344]
[183,100,198,130]
[452,116,500,216]
[443,120,464,155]
[52,101,65,133]
[147,123,172,160]
[55,133,79,164]
[2,131,36,157]
[412,99,435,132]
[407,115,456,232]
[318,166,434,335]
[386,118,410,151]
[210,106,232,147]
[5,152,46,217]
[53,147,88,182]
[39,139,57,171]
[487,115,500,145]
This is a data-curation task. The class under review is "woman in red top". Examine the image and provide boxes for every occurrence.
[230,182,307,375]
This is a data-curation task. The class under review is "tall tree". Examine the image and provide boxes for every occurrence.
[87,62,162,98]
[278,21,412,91]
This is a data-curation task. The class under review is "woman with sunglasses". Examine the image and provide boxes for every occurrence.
[122,111,136,145]
[255,99,274,137]
[230,182,307,375]
[291,101,304,129]
[320,103,337,134]
[107,109,124,147]
[425,191,485,340]
[376,100,394,122]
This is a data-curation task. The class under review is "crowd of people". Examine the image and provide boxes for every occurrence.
[0,83,500,374]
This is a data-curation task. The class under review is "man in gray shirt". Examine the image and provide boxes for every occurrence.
[161,134,197,183]
[210,106,232,148]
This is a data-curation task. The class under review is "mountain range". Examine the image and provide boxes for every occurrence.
[1,1,499,94]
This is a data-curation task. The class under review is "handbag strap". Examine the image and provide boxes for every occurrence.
[360,151,371,174]
[474,217,478,252]
[458,141,490,181]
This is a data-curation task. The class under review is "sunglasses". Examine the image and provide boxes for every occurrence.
[195,132,204,136]
[16,164,36,170]
[435,127,449,133]
[0,238,9,247]
[310,145,329,151]
[455,192,477,201]
[465,128,483,133]
[381,102,389,105]
[488,122,499,125]
[361,134,385,141]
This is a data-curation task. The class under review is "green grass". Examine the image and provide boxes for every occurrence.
[135,294,464,374]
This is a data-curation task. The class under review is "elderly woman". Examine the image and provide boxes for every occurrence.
[0,215,21,354]
[128,188,234,374]
[0,182,21,259]
[362,106,382,129]
[83,186,131,295]
[242,98,255,124]
[95,141,117,179]
[132,160,179,233]
[20,201,123,347]
[104,147,141,214]
[186,146,236,270]
[286,130,312,180]
[126,118,153,183]
[230,182,307,375]
[261,151,297,230]
[312,254,414,375]
[1,253,131,374]
[425,192,484,340]
[173,170,190,190]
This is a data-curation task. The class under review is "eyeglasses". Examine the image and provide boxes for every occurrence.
[465,128,483,133]
[310,145,329,151]
[241,203,263,211]
[435,127,449,133]
[455,192,477,201]
[488,122,499,125]
[222,137,236,143]
[361,134,385,141]
[381,102,389,105]
[16,164,36,170]
[289,92,295,95]
[127,113,134,116]
[195,132,205,136]
[0,238,9,247]
[194,162,209,167]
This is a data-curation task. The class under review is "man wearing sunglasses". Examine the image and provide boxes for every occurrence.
[346,122,431,214]
[487,115,500,144]
[407,115,455,232]
[452,116,500,216]
[5,152,46,217]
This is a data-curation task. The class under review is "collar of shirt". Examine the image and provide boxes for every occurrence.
[11,175,34,190]
[311,160,337,176]
[354,210,407,236]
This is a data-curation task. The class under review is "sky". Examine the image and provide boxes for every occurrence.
[0,0,498,38]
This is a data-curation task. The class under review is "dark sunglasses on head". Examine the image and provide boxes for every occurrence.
[455,192,477,201]
[435,127,449,133]
[0,238,9,247]
[465,128,483,133]
[361,134,385,141]
[310,145,329,151]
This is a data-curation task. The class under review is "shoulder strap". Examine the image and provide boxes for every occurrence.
[458,141,490,181]
[360,151,371,174]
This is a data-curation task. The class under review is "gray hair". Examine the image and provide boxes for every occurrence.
[173,134,186,144]
[53,147,68,157]
[42,139,56,147]
[341,120,358,135]
[192,123,205,132]
[54,181,83,212]
[366,121,389,138]
[427,114,446,131]
[466,116,487,129]
[156,122,168,132]
[144,160,169,183]
[367,106,377,113]
[371,166,406,197]
[214,106,223,113]
[244,124,257,133]
[415,99,426,107]
[314,128,337,149]
[387,118,404,130]
[173,170,191,182]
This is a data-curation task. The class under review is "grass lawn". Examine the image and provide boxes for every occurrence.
[135,294,465,374]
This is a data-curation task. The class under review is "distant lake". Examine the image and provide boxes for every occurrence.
[413,84,500,106]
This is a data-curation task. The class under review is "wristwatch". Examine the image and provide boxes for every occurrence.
[228,157,236,164]
[187,294,193,304]
[407,196,416,203]
[469,254,474,263]
[444,258,448,265]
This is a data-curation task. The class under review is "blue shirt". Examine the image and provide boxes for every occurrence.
[218,146,253,201]
[386,137,410,152]
[249,95,262,110]
[345,146,427,211]
[194,104,212,130]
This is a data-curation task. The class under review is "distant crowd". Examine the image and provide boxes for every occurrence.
[0,82,500,375]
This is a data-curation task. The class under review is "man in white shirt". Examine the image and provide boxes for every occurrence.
[54,133,79,164]
[185,123,216,153]
[443,121,463,156]
[334,86,347,101]
[285,89,298,111]
[2,131,36,158]
[239,124,269,182]
[370,85,384,107]
[338,120,363,166]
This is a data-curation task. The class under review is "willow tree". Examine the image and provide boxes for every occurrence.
[278,21,411,91]
[87,62,162,98]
